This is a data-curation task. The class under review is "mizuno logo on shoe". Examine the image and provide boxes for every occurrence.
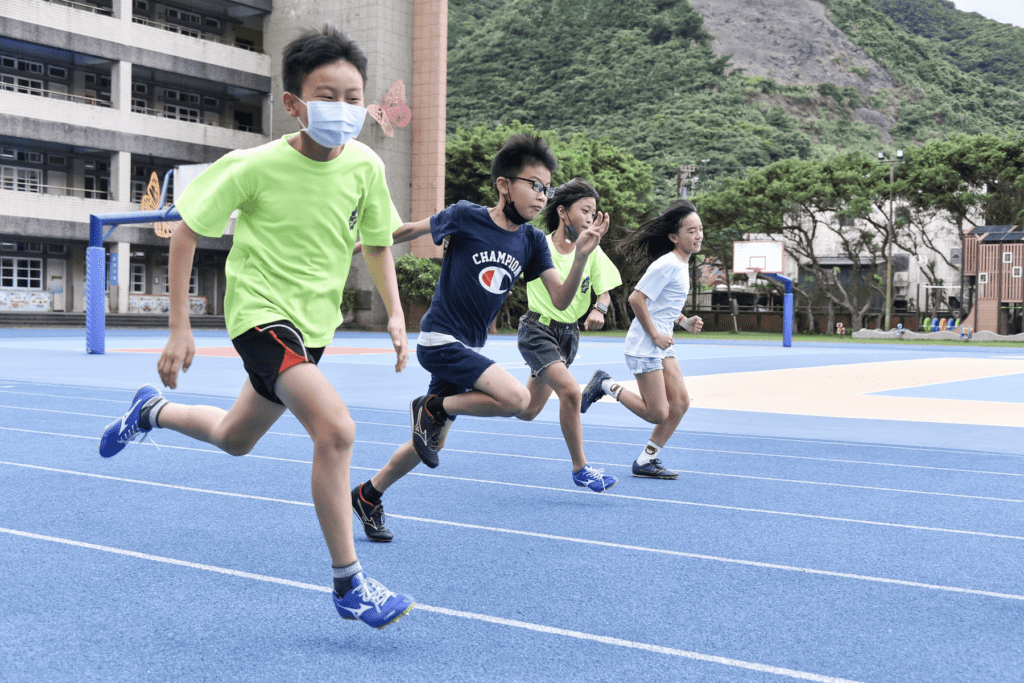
[339,603,374,618]
[120,399,145,436]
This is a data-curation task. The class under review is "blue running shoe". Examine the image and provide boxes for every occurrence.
[580,370,611,413]
[98,385,163,458]
[333,572,414,629]
[573,465,617,492]
[632,458,679,480]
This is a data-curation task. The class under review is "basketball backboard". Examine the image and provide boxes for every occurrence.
[732,240,784,274]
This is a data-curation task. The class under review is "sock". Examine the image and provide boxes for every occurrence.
[139,397,168,431]
[600,379,622,400]
[424,395,449,423]
[333,560,363,596]
[636,440,662,466]
[359,480,383,506]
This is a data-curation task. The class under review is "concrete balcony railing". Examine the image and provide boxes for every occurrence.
[1,88,269,150]
[3,0,271,76]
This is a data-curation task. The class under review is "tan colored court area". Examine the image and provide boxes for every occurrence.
[605,357,1024,428]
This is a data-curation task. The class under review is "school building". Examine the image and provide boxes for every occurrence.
[0,0,445,324]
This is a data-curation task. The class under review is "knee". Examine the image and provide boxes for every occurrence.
[312,415,356,455]
[516,405,540,421]
[221,434,256,457]
[505,386,531,417]
[670,395,690,419]
[647,405,670,425]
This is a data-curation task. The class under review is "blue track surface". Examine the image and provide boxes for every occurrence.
[1,329,1022,682]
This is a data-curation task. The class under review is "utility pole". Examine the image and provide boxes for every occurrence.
[877,149,903,331]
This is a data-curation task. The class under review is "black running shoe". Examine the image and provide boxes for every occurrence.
[351,486,393,543]
[410,395,443,468]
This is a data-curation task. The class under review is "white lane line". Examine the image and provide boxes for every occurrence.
[2,385,1018,461]
[5,460,1024,601]
[2,433,1022,541]
[8,404,1021,478]
[0,526,928,683]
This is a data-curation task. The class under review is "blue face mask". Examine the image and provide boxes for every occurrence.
[295,97,367,148]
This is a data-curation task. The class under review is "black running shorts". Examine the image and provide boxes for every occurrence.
[231,320,325,405]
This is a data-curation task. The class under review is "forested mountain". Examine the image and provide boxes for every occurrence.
[872,0,1024,92]
[445,0,1024,190]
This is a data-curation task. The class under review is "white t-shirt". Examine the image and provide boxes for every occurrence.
[623,251,690,358]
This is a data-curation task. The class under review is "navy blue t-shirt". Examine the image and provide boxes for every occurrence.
[419,201,554,349]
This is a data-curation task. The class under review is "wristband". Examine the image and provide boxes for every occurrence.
[594,301,608,314]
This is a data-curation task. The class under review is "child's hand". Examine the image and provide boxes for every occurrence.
[679,315,703,334]
[574,211,609,258]
[352,241,363,255]
[653,332,674,350]
[583,307,606,330]
[387,314,408,372]
[157,329,196,389]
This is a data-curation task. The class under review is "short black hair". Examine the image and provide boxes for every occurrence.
[490,133,558,187]
[282,25,368,97]
[543,178,600,233]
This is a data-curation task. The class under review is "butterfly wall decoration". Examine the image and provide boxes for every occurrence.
[367,79,411,137]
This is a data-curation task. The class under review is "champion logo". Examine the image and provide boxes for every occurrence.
[478,266,513,294]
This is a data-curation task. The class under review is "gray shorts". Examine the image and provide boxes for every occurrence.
[517,311,579,377]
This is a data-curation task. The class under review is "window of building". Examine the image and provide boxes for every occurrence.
[0,55,15,69]
[99,76,111,88]
[132,98,148,113]
[134,0,149,11]
[1,257,43,289]
[131,263,146,293]
[84,176,109,200]
[0,74,13,91]
[14,77,44,96]
[47,244,67,255]
[0,166,42,193]
[189,267,198,295]
[185,92,200,105]
[131,180,146,202]
[48,66,68,79]
[49,155,66,166]
[204,17,220,30]
[164,104,200,122]
[17,60,44,74]
[203,96,219,108]
[21,242,43,253]
[133,83,148,94]
[85,73,96,84]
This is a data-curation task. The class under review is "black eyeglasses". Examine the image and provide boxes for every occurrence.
[512,177,555,198]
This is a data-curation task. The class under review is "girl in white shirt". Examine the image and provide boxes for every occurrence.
[580,200,704,479]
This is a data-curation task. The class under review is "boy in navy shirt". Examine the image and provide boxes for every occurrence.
[351,133,608,542]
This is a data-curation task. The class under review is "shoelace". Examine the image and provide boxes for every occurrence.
[369,503,386,529]
[580,466,606,482]
[355,576,396,613]
[119,426,162,452]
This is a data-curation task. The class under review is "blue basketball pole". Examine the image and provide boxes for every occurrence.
[760,272,793,348]
[86,204,181,354]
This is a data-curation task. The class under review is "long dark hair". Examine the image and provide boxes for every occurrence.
[621,200,698,266]
[542,178,600,233]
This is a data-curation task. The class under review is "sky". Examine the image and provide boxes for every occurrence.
[949,0,1024,28]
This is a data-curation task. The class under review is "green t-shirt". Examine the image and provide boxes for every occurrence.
[176,136,399,347]
[526,234,622,323]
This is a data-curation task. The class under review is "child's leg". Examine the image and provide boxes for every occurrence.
[157,379,286,455]
[648,357,690,446]
[520,363,586,469]
[617,370,671,425]
[273,362,357,568]
[371,417,455,492]
[443,364,530,417]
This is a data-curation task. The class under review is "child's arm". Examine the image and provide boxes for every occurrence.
[539,211,610,310]
[157,221,198,389]
[363,245,409,372]
[353,217,431,255]
[676,313,704,334]
[629,289,674,349]
[583,292,613,331]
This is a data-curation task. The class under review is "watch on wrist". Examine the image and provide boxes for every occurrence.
[594,301,608,314]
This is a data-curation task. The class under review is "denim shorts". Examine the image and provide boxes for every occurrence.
[517,311,579,377]
[624,351,674,376]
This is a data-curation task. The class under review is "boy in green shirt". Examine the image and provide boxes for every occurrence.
[514,179,621,492]
[97,26,414,629]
